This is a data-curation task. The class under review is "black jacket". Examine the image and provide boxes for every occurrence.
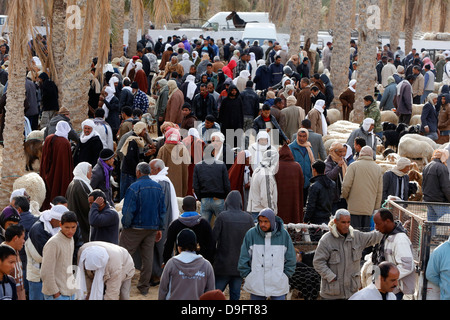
[191,92,218,122]
[104,96,121,131]
[218,85,244,134]
[212,191,255,276]
[240,87,261,118]
[193,160,231,200]
[39,73,59,111]
[90,158,114,206]
[119,88,134,110]
[304,174,335,224]
[73,135,103,167]
[252,114,289,144]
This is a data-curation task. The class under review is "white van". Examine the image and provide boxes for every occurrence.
[242,22,277,45]
[202,12,270,31]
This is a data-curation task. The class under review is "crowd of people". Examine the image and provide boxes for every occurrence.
[0,31,449,301]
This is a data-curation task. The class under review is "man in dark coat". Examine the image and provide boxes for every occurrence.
[73,119,104,167]
[218,85,244,148]
[38,72,59,129]
[275,145,305,224]
[40,121,74,211]
[212,191,254,300]
[191,84,218,122]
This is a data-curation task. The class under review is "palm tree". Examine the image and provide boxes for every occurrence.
[304,0,321,46]
[389,0,403,52]
[112,0,126,59]
[353,0,380,124]
[287,0,303,57]
[0,0,34,207]
[403,0,423,55]
[329,0,352,109]
[190,0,200,26]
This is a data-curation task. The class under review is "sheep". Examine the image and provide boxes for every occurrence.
[412,104,424,117]
[13,173,46,217]
[24,140,43,172]
[380,110,399,125]
[24,129,45,172]
[382,123,408,151]
[398,136,435,166]
[400,133,439,150]
[410,115,422,126]
[326,108,342,125]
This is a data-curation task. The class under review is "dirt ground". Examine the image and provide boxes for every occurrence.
[129,270,252,300]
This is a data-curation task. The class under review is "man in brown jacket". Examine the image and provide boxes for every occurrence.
[339,80,356,121]
[295,77,312,114]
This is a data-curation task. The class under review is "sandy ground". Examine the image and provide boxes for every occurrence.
[129,270,252,300]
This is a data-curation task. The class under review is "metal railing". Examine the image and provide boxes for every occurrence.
[386,200,450,300]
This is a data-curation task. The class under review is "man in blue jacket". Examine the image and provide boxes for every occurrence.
[268,55,284,87]
[120,162,166,296]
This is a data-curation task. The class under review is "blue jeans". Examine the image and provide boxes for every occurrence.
[250,294,286,300]
[28,281,44,300]
[120,172,136,200]
[43,294,75,300]
[421,90,433,104]
[215,275,243,300]
[425,132,439,141]
[201,198,224,223]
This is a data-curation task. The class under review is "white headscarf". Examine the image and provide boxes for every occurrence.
[186,75,197,100]
[10,188,26,203]
[80,119,99,144]
[313,100,328,136]
[249,52,256,61]
[250,131,271,170]
[135,61,143,71]
[362,118,375,133]
[105,86,116,103]
[108,76,119,89]
[39,204,68,236]
[211,132,225,161]
[73,162,93,192]
[77,246,109,300]
[349,79,357,92]
[188,128,200,139]
[150,165,179,224]
[182,53,190,61]
[55,121,72,140]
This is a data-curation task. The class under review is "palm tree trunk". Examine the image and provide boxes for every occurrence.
[51,0,67,95]
[404,0,417,55]
[128,6,138,58]
[190,0,200,26]
[0,0,32,207]
[390,0,402,52]
[288,0,303,57]
[354,0,380,124]
[304,0,321,45]
[328,0,336,30]
[440,0,448,33]
[112,0,125,59]
[329,0,352,109]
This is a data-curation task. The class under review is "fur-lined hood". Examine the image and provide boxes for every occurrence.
[328,219,355,238]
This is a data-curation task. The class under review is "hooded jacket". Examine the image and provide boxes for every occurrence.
[238,214,297,298]
[313,219,383,300]
[370,221,416,295]
[218,85,244,134]
[158,251,215,300]
[304,174,335,224]
[319,74,335,108]
[163,212,215,264]
[212,191,255,276]
[254,64,271,91]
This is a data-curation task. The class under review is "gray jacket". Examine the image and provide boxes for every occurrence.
[292,129,327,161]
[313,220,383,300]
